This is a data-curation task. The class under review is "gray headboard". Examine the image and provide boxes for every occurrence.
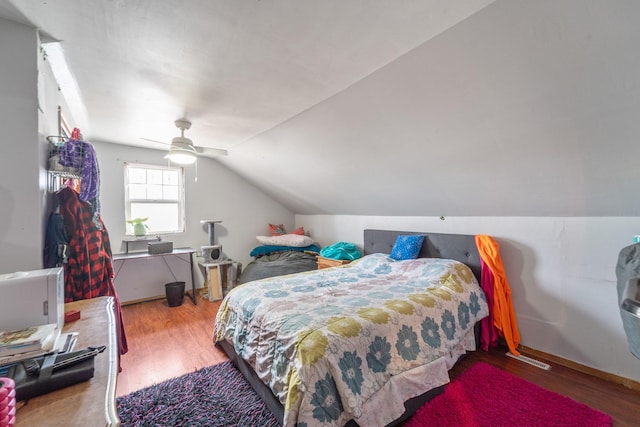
[363,229,482,283]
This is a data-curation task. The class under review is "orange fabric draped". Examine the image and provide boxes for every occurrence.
[475,235,521,356]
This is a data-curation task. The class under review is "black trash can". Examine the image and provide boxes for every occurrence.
[165,281,185,307]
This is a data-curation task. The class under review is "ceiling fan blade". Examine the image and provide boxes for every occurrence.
[140,137,169,145]
[141,121,227,158]
[195,146,228,157]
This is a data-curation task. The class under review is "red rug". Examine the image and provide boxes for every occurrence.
[405,362,613,427]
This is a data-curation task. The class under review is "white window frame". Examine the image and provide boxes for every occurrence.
[124,162,186,235]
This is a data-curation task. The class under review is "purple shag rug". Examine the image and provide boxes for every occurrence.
[404,362,613,427]
[116,361,279,426]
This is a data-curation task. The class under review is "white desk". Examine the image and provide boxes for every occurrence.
[113,248,196,305]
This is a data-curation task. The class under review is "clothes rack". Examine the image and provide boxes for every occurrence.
[46,128,90,192]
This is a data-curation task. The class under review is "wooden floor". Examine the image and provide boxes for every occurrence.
[116,295,640,427]
[115,295,228,396]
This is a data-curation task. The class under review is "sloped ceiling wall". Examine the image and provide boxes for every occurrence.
[0,0,497,156]
[223,0,640,216]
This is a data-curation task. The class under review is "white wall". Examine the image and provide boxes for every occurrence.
[226,0,640,218]
[0,18,41,273]
[0,18,81,274]
[296,215,640,382]
[92,141,294,279]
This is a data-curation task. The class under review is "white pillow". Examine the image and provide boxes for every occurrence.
[256,234,314,247]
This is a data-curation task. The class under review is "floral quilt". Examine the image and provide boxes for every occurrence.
[214,253,489,427]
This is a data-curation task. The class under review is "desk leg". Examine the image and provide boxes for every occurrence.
[188,252,197,305]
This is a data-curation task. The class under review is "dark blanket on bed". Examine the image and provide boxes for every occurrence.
[239,251,318,284]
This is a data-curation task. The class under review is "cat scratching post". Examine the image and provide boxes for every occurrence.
[198,220,239,301]
[200,220,222,246]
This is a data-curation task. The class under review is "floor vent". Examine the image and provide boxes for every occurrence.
[506,352,551,370]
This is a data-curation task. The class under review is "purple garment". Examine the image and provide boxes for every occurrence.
[59,139,99,202]
[57,139,82,169]
[58,139,101,227]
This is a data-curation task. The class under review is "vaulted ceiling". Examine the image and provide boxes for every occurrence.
[2,0,639,216]
[0,1,494,149]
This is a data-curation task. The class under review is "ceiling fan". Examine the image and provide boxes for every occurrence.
[142,119,228,165]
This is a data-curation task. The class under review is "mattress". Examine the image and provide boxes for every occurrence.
[215,253,489,426]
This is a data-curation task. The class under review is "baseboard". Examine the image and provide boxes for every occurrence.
[120,295,165,306]
[518,345,640,392]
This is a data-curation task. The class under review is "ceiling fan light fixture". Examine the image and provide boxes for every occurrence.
[165,141,197,165]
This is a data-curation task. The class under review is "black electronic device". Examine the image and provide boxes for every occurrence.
[6,346,105,401]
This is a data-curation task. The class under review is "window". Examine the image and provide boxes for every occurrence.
[124,163,185,234]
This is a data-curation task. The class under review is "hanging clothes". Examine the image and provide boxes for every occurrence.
[57,186,111,300]
[56,187,128,357]
[43,210,68,268]
[58,138,102,229]
[475,234,521,356]
[479,258,499,352]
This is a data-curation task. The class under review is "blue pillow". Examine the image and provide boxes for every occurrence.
[390,235,425,260]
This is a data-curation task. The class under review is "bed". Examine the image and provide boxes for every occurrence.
[238,244,321,284]
[215,229,489,426]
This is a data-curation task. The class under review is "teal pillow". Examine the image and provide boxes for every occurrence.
[390,235,425,260]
